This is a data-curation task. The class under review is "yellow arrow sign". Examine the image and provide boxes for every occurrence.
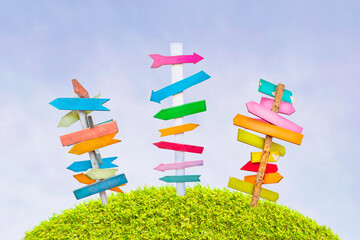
[68,133,121,155]
[85,168,117,180]
[73,173,125,193]
[159,123,199,137]
[244,173,283,184]
[251,151,280,163]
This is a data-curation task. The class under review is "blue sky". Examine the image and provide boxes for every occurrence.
[0,1,359,239]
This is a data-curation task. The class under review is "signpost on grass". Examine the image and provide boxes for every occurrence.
[228,79,304,206]
[50,79,128,204]
[149,43,210,196]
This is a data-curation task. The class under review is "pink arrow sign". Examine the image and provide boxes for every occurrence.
[246,101,303,133]
[241,161,278,173]
[154,160,203,172]
[149,53,204,68]
[153,141,204,154]
[260,97,295,115]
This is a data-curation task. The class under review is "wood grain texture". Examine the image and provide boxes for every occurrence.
[60,121,118,146]
[158,123,199,137]
[251,151,280,163]
[72,79,89,98]
[233,114,303,145]
[227,177,279,202]
[68,133,121,155]
[237,129,286,156]
[244,173,283,184]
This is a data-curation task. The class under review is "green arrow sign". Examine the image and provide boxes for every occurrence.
[154,100,206,120]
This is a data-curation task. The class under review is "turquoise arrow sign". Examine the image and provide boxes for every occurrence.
[150,71,211,103]
[49,98,110,111]
[67,157,118,172]
[159,175,201,183]
[73,173,127,200]
[258,79,294,103]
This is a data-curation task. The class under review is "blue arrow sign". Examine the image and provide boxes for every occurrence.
[159,175,201,183]
[67,157,118,173]
[73,173,128,200]
[150,71,211,103]
[49,98,110,111]
[258,79,294,104]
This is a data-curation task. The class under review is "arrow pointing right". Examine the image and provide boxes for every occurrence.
[149,52,204,68]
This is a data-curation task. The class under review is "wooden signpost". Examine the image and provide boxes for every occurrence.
[149,43,210,196]
[50,79,128,204]
[228,79,304,206]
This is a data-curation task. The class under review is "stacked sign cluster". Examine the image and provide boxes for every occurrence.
[227,79,304,205]
[50,79,128,203]
[149,44,211,195]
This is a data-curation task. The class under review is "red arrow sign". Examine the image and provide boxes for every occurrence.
[149,53,204,68]
[153,141,204,154]
[240,161,278,173]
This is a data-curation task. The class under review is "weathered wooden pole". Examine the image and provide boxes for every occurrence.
[250,83,285,207]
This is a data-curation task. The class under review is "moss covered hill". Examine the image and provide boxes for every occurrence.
[25,185,338,239]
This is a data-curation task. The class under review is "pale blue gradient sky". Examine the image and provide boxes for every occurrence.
[0,1,359,239]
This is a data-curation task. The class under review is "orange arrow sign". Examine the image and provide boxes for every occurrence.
[244,173,283,184]
[158,123,199,137]
[73,173,125,193]
[68,133,121,155]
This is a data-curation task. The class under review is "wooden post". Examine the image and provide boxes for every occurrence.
[250,83,285,207]
[170,42,185,196]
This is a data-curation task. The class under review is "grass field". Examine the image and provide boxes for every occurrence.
[25,184,339,239]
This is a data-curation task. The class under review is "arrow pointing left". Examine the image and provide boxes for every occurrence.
[67,157,118,172]
[49,98,110,111]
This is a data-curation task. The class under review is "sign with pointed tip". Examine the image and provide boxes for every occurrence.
[149,52,204,68]
[73,173,126,193]
[246,101,303,133]
[159,123,199,137]
[57,94,101,127]
[159,175,201,183]
[227,177,279,202]
[237,129,286,156]
[260,97,295,115]
[50,98,110,111]
[153,100,206,120]
[244,173,283,184]
[154,160,203,172]
[240,161,278,173]
[258,79,294,103]
[251,151,280,163]
[150,71,211,103]
[233,114,303,145]
[67,157,118,172]
[72,79,89,98]
[85,168,117,180]
[153,141,204,154]
[60,121,119,146]
[69,133,121,155]
[73,174,128,199]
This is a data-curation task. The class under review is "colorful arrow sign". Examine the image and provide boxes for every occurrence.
[237,129,286,156]
[159,123,199,137]
[73,174,128,200]
[227,177,279,202]
[60,121,118,146]
[260,97,295,115]
[72,79,89,98]
[57,94,101,127]
[233,114,303,145]
[73,173,125,193]
[251,151,280,163]
[153,141,204,154]
[67,157,118,172]
[150,71,211,103]
[69,133,121,155]
[153,100,206,120]
[240,161,278,173]
[246,101,303,133]
[149,52,204,68]
[49,98,110,111]
[154,160,203,172]
[85,168,117,180]
[159,175,201,183]
[244,173,283,185]
[258,79,294,104]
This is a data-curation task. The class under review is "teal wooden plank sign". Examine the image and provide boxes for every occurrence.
[73,174,128,200]
[159,175,201,183]
[49,98,110,111]
[153,100,207,120]
[258,79,294,103]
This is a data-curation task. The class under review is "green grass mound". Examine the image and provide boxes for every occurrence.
[25,184,338,239]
